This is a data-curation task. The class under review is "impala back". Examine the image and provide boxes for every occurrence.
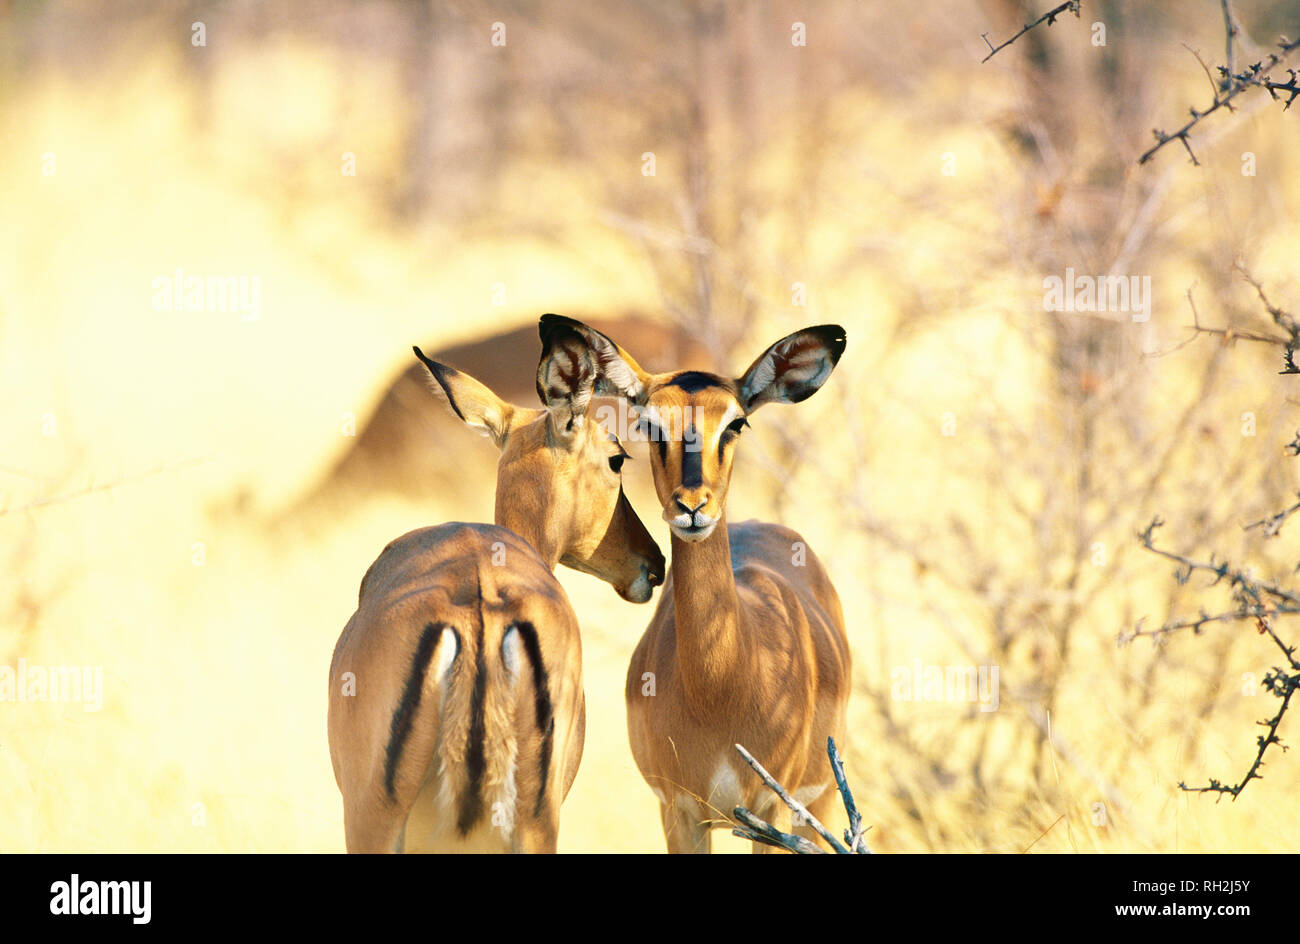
[328,523,585,853]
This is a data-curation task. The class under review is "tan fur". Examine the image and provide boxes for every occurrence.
[327,338,663,853]
[552,316,852,853]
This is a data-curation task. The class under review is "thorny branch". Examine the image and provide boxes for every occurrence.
[1244,494,1300,538]
[978,2,1296,165]
[1178,667,1295,799]
[1125,517,1300,799]
[1182,283,1288,347]
[980,1,1082,64]
[1239,265,1300,374]
[1182,266,1300,374]
[1138,33,1300,166]
[1131,273,1300,797]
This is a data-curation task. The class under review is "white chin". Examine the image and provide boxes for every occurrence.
[670,521,717,542]
[625,572,654,603]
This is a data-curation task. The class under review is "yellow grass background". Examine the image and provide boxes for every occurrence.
[3,4,1298,852]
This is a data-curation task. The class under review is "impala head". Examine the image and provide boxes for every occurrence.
[413,332,665,602]
[540,315,846,543]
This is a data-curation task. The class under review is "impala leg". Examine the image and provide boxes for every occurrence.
[343,798,407,854]
[661,799,711,854]
[513,826,558,854]
[513,807,560,854]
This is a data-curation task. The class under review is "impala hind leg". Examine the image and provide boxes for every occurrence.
[661,798,711,854]
[342,798,407,853]
[513,811,560,854]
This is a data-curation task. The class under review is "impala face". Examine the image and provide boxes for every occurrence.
[496,402,662,601]
[414,340,665,603]
[634,375,748,542]
[537,314,847,545]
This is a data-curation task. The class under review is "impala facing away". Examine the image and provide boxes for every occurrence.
[327,325,664,853]
[542,314,852,853]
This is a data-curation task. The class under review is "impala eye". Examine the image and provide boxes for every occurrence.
[725,416,749,436]
[607,441,630,473]
[633,414,669,463]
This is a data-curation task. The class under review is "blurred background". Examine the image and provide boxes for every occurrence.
[2,0,1299,852]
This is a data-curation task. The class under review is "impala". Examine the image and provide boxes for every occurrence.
[542,314,852,853]
[327,324,665,853]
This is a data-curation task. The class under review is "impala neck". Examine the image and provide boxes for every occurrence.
[669,515,749,714]
[494,496,563,573]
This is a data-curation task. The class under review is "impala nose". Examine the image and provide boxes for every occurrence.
[625,560,663,603]
[672,486,712,515]
[675,498,707,516]
[668,490,715,536]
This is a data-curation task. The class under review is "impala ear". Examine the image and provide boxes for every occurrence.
[535,323,597,437]
[736,325,846,411]
[413,346,516,448]
[539,314,653,405]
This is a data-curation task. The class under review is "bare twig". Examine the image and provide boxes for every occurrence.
[1179,667,1297,800]
[1236,263,1300,340]
[730,739,872,854]
[1131,517,1300,613]
[980,1,1082,64]
[1221,0,1240,85]
[1244,493,1300,538]
[1183,283,1291,347]
[1127,517,1300,799]
[1021,813,1066,853]
[1179,271,1300,374]
[1263,68,1300,108]
[826,738,870,853]
[732,808,826,854]
[731,743,850,853]
[1138,34,1300,165]
[1183,42,1221,102]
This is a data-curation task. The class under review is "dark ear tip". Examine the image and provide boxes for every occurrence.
[413,346,453,379]
[817,324,847,363]
[539,317,590,353]
[539,313,584,342]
